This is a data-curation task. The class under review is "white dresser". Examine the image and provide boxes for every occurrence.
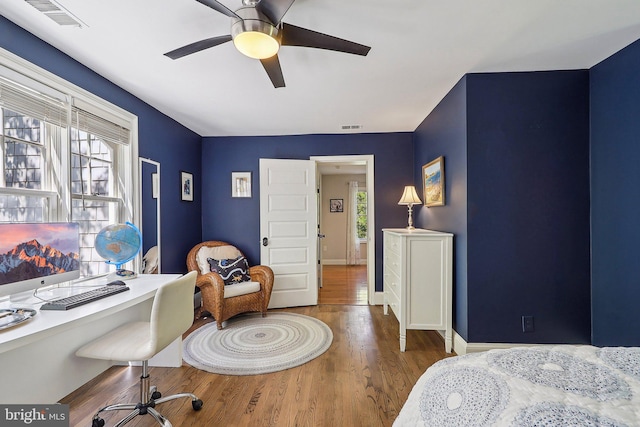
[383,228,453,353]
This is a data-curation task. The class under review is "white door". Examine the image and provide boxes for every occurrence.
[260,159,318,308]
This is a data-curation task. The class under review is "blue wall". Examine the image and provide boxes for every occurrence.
[413,78,469,338]
[591,39,640,346]
[0,17,203,273]
[466,71,591,344]
[414,71,592,344]
[201,133,413,292]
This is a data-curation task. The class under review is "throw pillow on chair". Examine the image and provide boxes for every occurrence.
[207,256,251,285]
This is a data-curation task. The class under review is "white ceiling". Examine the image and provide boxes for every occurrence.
[317,162,365,176]
[2,0,640,137]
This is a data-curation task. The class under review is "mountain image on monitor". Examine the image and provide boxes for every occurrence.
[0,239,80,286]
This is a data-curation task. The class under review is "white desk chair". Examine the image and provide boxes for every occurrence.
[76,271,202,427]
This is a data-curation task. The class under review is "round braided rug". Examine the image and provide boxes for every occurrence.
[182,312,333,375]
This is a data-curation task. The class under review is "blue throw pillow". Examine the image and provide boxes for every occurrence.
[207,256,251,285]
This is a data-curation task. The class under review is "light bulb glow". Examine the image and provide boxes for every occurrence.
[233,31,279,59]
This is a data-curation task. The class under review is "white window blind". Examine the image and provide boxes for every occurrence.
[0,78,68,127]
[72,107,130,146]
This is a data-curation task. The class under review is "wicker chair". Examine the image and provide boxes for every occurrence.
[186,241,274,329]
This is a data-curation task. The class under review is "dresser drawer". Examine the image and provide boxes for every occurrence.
[384,250,401,276]
[384,269,401,300]
[385,287,401,320]
[384,232,401,255]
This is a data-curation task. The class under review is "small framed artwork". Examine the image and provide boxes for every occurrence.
[180,171,193,202]
[232,172,252,198]
[329,199,344,213]
[422,156,445,207]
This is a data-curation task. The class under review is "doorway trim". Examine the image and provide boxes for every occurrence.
[138,157,161,273]
[311,155,378,305]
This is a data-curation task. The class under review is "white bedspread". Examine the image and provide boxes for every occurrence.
[394,345,640,426]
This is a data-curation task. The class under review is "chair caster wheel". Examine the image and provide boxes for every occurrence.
[192,399,204,411]
[92,417,105,427]
[151,391,161,400]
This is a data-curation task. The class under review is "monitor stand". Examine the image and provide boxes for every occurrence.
[8,289,43,308]
[9,283,76,307]
[6,276,109,308]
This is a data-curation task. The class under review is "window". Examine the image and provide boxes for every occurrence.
[0,54,136,277]
[356,190,367,240]
[1,108,58,222]
[3,110,43,189]
[70,126,122,276]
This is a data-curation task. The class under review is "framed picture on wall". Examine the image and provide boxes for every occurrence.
[232,172,252,198]
[330,199,343,212]
[422,156,445,206]
[180,171,193,202]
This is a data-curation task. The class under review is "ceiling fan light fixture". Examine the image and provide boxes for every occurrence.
[231,8,280,60]
[233,30,279,59]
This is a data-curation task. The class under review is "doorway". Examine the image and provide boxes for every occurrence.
[313,155,375,305]
[319,265,368,304]
[259,155,375,309]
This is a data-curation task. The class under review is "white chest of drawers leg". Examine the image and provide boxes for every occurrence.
[383,228,453,353]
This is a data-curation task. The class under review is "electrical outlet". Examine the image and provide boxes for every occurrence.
[522,315,534,332]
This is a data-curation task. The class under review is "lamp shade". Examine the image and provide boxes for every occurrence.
[398,185,422,205]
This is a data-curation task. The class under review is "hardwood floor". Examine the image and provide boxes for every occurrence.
[319,265,368,305]
[61,305,454,427]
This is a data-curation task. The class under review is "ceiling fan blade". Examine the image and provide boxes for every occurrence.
[196,0,240,19]
[164,35,232,59]
[281,23,371,56]
[256,0,296,25]
[260,55,285,88]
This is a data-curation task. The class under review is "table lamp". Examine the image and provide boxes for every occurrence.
[398,185,422,230]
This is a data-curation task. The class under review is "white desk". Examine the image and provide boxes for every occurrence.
[0,274,181,404]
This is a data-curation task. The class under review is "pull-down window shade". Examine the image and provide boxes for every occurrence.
[72,107,130,146]
[0,78,68,127]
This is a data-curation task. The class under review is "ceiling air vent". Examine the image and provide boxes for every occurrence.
[25,0,85,27]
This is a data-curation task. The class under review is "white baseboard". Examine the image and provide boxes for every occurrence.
[366,305,538,356]
[452,331,550,355]
[322,259,367,265]
[364,303,545,356]
[371,291,384,305]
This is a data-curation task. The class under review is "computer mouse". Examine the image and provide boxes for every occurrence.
[107,280,126,286]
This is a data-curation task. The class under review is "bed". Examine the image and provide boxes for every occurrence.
[394,345,640,426]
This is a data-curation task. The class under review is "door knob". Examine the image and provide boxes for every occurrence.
[318,234,326,238]
[262,237,268,246]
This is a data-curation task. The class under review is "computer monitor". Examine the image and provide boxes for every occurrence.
[0,222,80,300]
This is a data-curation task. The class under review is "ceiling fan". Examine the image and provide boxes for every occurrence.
[164,0,371,88]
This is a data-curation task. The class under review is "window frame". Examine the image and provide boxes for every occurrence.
[0,47,139,274]
[356,189,367,242]
[1,110,61,222]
